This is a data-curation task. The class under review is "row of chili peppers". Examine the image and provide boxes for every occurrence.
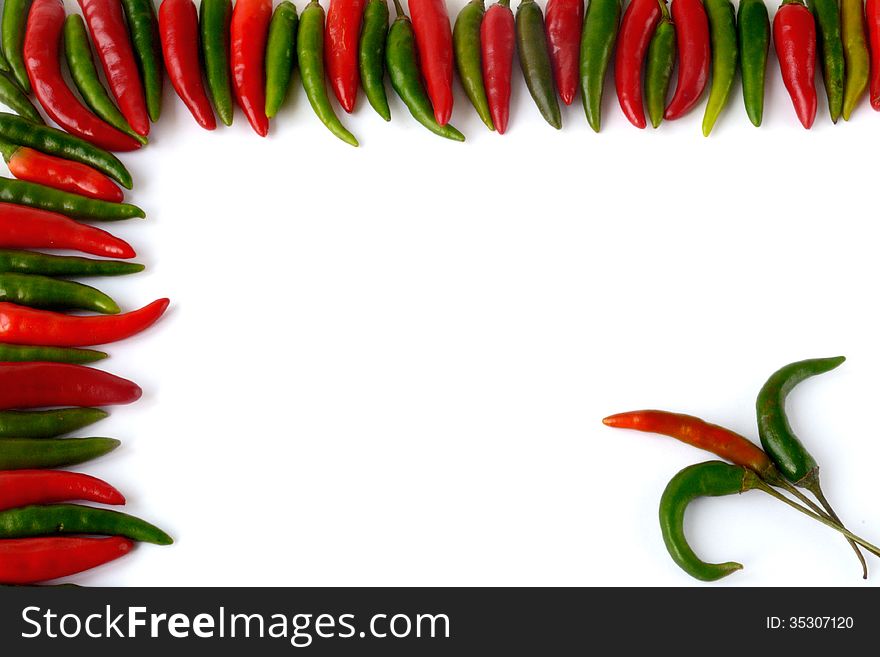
[0,88,172,583]
[604,357,879,581]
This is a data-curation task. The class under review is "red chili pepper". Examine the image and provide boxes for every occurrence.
[0,470,125,511]
[0,298,169,347]
[615,0,663,129]
[603,409,776,478]
[0,203,135,258]
[481,1,515,134]
[230,0,273,136]
[409,0,455,125]
[5,147,124,203]
[0,362,141,410]
[773,0,817,128]
[544,0,583,106]
[78,0,150,137]
[159,0,217,130]
[0,536,133,584]
[867,0,880,109]
[23,0,142,152]
[664,0,710,120]
[326,0,368,113]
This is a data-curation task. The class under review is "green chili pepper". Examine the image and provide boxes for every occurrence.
[0,273,119,314]
[120,0,163,123]
[580,0,621,132]
[1,0,33,92]
[386,0,465,141]
[0,408,108,438]
[200,0,235,127]
[298,1,358,147]
[660,461,760,581]
[841,0,869,121]
[0,72,42,124]
[63,15,147,146]
[0,437,120,470]
[359,0,391,121]
[265,1,299,119]
[0,504,172,545]
[645,3,675,129]
[0,113,133,189]
[516,0,561,129]
[807,0,845,123]
[737,0,770,127]
[0,344,108,365]
[0,250,144,277]
[702,0,738,137]
[0,178,144,221]
[454,0,495,131]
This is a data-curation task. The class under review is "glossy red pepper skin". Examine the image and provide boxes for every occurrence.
[159,0,217,130]
[0,470,125,511]
[6,147,123,203]
[0,203,135,258]
[544,0,583,105]
[482,1,516,134]
[664,0,710,119]
[326,0,367,113]
[231,0,273,136]
[409,0,455,125]
[78,0,150,137]
[867,0,880,108]
[0,362,141,410]
[0,298,169,347]
[615,0,663,128]
[0,536,133,584]
[774,0,817,128]
[23,0,142,152]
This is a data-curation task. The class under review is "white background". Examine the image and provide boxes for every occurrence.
[18,0,880,586]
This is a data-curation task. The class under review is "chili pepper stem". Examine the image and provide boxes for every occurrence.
[392,0,405,18]
[809,481,868,579]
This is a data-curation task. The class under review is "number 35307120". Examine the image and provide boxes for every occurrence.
[766,617,854,630]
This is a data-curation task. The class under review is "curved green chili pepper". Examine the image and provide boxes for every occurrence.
[737,0,770,127]
[516,0,561,129]
[265,1,299,119]
[359,0,391,121]
[297,1,358,147]
[807,0,844,123]
[0,72,42,124]
[0,504,172,545]
[0,273,119,314]
[1,0,33,92]
[0,178,144,221]
[200,0,235,127]
[386,0,465,141]
[454,0,495,131]
[660,461,759,581]
[0,113,133,189]
[0,344,107,365]
[0,250,144,277]
[120,0,163,123]
[702,0,738,137]
[0,437,120,470]
[841,0,869,121]
[645,4,675,129]
[580,0,621,132]
[63,15,147,146]
[0,408,108,438]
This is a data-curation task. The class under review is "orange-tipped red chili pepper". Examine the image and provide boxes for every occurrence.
[0,536,133,584]
[326,0,368,113]
[23,0,142,152]
[0,145,123,203]
[0,298,169,347]
[774,0,818,128]
[0,203,135,259]
[544,0,583,105]
[409,0,455,125]
[481,0,515,134]
[664,0,710,120]
[866,0,880,108]
[0,362,142,410]
[615,0,663,128]
[0,470,125,511]
[78,0,150,137]
[231,0,273,136]
[159,0,217,130]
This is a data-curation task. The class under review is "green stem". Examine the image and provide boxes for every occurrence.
[808,482,868,579]
[391,0,405,17]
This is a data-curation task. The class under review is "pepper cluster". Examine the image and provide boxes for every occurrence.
[604,357,880,582]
